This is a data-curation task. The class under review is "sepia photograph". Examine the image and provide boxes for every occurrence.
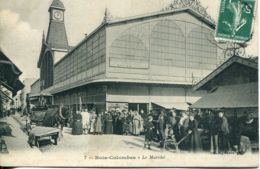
[0,0,259,167]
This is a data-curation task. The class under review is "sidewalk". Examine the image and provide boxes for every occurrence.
[12,113,27,129]
[1,115,42,155]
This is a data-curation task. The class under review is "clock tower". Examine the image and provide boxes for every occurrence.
[49,0,65,22]
[38,0,70,91]
[46,0,69,63]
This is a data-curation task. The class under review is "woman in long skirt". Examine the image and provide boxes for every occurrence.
[188,113,202,152]
[104,112,113,134]
[72,111,83,135]
[95,114,102,134]
[126,112,133,135]
[89,112,97,134]
[133,111,142,136]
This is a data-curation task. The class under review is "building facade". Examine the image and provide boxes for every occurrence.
[38,0,225,113]
[192,55,258,116]
[20,78,36,109]
[0,50,24,115]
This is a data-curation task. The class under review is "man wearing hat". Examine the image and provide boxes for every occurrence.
[218,111,230,154]
[144,115,154,150]
[188,112,202,152]
[158,111,166,147]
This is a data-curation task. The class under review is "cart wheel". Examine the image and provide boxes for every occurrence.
[176,144,179,152]
[54,138,58,145]
[35,138,40,148]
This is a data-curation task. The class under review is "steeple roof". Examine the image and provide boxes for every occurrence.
[49,0,65,11]
[46,21,69,50]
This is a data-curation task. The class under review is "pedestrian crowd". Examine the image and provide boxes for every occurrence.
[68,108,258,154]
[72,109,147,136]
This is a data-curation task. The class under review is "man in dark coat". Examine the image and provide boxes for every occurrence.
[206,111,219,154]
[144,115,154,150]
[158,111,166,147]
[239,112,258,153]
[218,112,230,153]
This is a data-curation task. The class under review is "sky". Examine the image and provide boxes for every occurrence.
[0,0,258,80]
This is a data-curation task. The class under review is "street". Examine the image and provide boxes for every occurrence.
[0,114,258,167]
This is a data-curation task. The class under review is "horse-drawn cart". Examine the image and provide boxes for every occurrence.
[27,106,70,148]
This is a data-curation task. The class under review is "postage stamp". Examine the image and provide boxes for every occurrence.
[215,0,256,43]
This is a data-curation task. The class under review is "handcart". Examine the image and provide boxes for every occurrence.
[28,126,60,148]
[163,134,190,152]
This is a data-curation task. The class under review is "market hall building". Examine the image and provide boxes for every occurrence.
[36,0,225,113]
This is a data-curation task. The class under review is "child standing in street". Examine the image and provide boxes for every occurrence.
[144,115,154,150]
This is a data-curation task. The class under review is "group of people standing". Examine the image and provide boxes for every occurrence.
[69,107,258,154]
[143,109,258,153]
[147,110,203,152]
[72,109,147,136]
[206,111,258,154]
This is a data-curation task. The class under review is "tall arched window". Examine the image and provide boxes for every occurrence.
[41,51,53,89]
[109,35,149,69]
[186,26,217,70]
[150,20,185,67]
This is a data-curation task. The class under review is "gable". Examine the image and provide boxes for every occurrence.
[193,56,258,91]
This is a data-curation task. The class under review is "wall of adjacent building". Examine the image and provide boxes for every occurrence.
[30,79,41,95]
[20,78,36,109]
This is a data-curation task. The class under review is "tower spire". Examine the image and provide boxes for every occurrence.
[102,7,113,24]
[49,0,65,11]
[42,31,45,43]
[46,0,69,50]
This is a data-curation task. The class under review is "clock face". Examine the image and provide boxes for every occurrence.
[53,10,63,21]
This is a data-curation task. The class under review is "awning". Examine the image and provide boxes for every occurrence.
[30,97,39,101]
[0,50,24,96]
[191,82,258,109]
[30,92,52,98]
[152,102,189,111]
[0,89,13,101]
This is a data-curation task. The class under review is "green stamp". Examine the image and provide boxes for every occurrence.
[215,0,256,43]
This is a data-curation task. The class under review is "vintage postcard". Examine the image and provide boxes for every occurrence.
[0,0,259,167]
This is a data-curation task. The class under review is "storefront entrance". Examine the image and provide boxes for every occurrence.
[128,103,148,114]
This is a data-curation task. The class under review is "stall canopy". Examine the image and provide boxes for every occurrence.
[0,50,24,96]
[191,82,258,109]
[152,102,189,111]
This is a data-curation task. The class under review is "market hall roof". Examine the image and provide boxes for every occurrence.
[193,55,258,91]
[191,82,258,109]
[0,50,24,96]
